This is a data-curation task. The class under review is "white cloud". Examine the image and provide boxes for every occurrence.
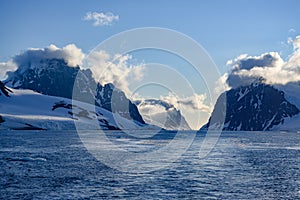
[60,44,85,67]
[293,35,300,49]
[13,44,85,68]
[86,50,145,96]
[0,61,17,80]
[161,93,211,113]
[84,12,119,26]
[222,35,300,89]
[289,28,296,33]
[214,73,230,95]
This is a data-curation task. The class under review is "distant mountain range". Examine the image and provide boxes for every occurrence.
[202,82,300,131]
[134,99,191,130]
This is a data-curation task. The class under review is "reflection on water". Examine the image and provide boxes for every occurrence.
[0,130,299,199]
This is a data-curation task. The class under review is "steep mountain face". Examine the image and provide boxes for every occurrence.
[203,83,300,131]
[135,99,191,130]
[5,58,145,124]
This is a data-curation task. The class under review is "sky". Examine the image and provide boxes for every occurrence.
[1,0,300,66]
[1,0,300,129]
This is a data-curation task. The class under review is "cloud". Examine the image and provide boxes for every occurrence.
[223,35,300,89]
[289,28,296,33]
[134,92,211,130]
[293,35,300,49]
[0,44,85,80]
[86,50,145,95]
[214,73,230,95]
[14,44,85,68]
[160,93,211,113]
[0,61,17,80]
[161,93,212,129]
[83,12,119,26]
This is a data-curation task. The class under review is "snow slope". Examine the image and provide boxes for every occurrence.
[0,88,154,131]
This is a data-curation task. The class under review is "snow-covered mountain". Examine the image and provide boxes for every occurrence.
[4,58,145,125]
[0,85,152,131]
[202,83,300,131]
[134,99,191,130]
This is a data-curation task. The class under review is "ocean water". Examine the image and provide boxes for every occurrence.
[0,130,299,199]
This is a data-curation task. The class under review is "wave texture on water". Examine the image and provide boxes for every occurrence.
[0,130,299,199]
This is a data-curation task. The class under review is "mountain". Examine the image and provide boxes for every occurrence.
[202,83,300,131]
[5,58,145,125]
[134,99,191,130]
[0,87,152,131]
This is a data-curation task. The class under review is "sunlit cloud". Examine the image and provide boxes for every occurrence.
[0,61,17,80]
[86,50,145,96]
[219,35,300,89]
[83,11,119,26]
[160,93,211,113]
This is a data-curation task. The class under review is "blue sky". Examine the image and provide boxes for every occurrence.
[1,0,300,129]
[1,0,300,69]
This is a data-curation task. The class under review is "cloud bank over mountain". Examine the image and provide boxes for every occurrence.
[0,44,84,80]
[221,36,300,89]
[0,44,140,95]
[86,50,145,96]
[160,93,211,113]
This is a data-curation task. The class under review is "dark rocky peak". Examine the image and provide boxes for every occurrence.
[203,83,299,131]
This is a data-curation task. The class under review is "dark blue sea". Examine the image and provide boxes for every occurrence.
[0,130,299,199]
